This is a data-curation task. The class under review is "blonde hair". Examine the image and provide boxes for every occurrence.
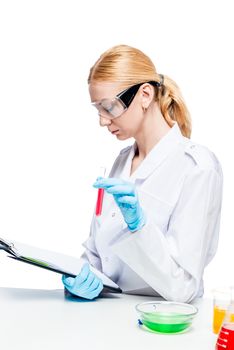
[88,45,192,138]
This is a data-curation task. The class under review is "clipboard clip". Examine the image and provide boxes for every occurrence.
[0,237,20,257]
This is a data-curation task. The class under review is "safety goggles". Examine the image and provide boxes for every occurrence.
[91,80,161,119]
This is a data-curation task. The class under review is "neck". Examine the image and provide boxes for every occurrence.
[134,104,172,159]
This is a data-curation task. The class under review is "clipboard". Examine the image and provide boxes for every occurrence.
[0,237,122,293]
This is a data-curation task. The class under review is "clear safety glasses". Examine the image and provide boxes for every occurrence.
[91,80,162,119]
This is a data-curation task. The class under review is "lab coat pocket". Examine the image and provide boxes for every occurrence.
[139,190,174,233]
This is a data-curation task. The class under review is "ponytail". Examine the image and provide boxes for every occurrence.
[157,75,192,138]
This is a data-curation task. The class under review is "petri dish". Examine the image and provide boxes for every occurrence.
[136,301,198,334]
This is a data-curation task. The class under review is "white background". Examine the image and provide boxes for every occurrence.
[0,0,233,295]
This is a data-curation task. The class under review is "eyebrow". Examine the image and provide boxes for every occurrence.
[91,97,114,104]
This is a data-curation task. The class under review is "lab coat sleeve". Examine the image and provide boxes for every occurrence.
[110,165,223,302]
[80,215,103,272]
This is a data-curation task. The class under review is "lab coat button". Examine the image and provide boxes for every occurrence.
[105,257,109,262]
[112,212,116,217]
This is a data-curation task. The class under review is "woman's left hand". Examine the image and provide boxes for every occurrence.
[62,263,103,300]
[93,177,146,232]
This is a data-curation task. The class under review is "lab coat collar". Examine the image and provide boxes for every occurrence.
[121,122,185,181]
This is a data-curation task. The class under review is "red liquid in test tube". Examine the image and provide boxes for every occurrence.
[95,188,104,216]
[95,167,106,216]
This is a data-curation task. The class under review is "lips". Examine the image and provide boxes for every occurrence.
[110,129,119,134]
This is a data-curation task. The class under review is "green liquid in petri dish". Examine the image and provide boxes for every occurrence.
[141,314,191,333]
[142,319,190,333]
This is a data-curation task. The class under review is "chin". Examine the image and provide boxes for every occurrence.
[116,134,130,141]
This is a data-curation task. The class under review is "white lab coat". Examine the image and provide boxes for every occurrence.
[82,123,223,302]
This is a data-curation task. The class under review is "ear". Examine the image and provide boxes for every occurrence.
[140,83,155,109]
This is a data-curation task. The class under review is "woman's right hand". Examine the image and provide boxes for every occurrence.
[62,263,103,300]
[93,177,146,232]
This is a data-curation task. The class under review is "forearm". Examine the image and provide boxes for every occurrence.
[110,220,200,303]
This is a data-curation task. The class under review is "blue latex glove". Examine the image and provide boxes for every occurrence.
[93,177,146,232]
[62,263,103,300]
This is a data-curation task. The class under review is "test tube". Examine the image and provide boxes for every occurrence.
[95,167,106,216]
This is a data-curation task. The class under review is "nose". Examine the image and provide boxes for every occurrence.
[99,115,112,127]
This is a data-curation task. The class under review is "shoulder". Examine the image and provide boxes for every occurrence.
[184,139,222,175]
[180,140,223,196]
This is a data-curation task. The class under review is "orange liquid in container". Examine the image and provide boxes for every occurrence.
[213,306,234,334]
[213,307,227,334]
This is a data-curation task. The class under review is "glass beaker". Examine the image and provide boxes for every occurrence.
[216,302,234,350]
[213,287,232,334]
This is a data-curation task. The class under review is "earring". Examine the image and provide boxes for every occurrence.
[143,106,147,113]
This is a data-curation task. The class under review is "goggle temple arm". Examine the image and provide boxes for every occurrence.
[117,81,161,108]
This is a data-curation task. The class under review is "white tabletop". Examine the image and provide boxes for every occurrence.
[0,287,217,350]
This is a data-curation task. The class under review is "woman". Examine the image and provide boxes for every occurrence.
[62,45,223,302]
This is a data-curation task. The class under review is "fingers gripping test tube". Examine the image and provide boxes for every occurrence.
[95,167,106,216]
